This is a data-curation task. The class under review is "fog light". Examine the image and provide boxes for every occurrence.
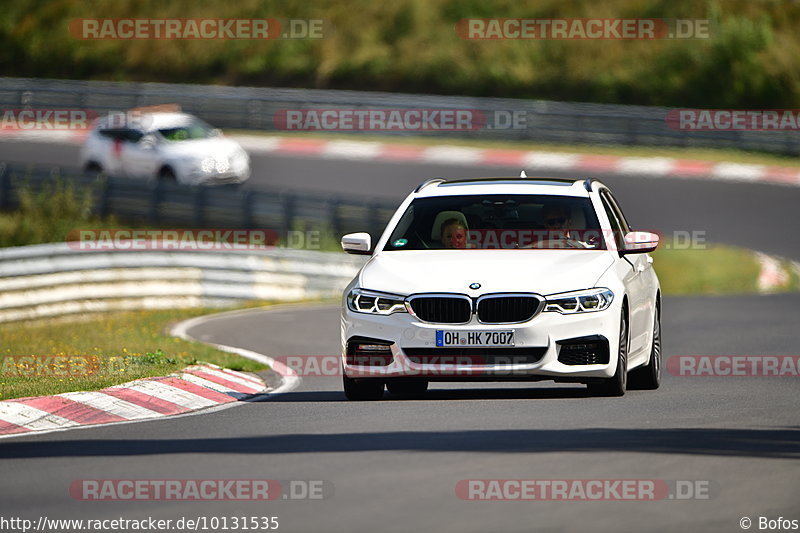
[346,337,394,366]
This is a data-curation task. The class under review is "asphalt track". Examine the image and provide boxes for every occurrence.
[0,138,799,533]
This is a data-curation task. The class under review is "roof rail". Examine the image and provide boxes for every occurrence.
[583,178,594,192]
[414,178,446,192]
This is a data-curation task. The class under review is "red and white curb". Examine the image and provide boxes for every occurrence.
[756,253,800,293]
[232,136,800,188]
[0,363,268,438]
[3,128,800,188]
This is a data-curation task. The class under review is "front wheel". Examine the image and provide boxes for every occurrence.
[84,162,104,178]
[343,373,384,401]
[158,167,177,183]
[587,311,628,397]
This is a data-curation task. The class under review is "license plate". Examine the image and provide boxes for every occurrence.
[436,330,515,347]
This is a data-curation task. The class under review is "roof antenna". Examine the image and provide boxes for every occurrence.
[520,170,527,178]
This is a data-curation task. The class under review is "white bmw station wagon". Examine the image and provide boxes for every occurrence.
[340,176,661,400]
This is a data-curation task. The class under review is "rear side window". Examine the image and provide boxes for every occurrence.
[97,128,143,143]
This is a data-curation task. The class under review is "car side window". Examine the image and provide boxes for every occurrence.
[600,193,624,250]
[124,128,144,143]
[98,128,124,141]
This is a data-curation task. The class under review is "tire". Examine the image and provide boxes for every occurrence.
[158,167,177,183]
[629,307,661,390]
[84,162,103,178]
[386,379,428,395]
[343,373,384,401]
[587,311,628,397]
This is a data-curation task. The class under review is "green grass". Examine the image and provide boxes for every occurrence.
[0,175,121,248]
[230,129,800,168]
[0,307,269,401]
[652,242,763,295]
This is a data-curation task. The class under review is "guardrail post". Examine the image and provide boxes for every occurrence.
[0,163,9,210]
[247,100,261,130]
[148,181,161,224]
[328,198,341,238]
[282,193,296,236]
[787,135,800,157]
[368,201,381,240]
[242,190,254,228]
[101,175,112,218]
[625,118,636,146]
[193,186,205,226]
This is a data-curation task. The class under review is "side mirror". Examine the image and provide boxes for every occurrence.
[139,133,157,149]
[341,232,372,255]
[622,231,659,254]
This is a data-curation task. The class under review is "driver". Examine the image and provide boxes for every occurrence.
[542,204,571,239]
[536,205,587,248]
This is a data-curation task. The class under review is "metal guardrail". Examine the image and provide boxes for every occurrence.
[1,76,798,155]
[0,163,399,242]
[0,242,366,322]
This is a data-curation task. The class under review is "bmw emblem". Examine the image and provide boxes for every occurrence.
[469,282,481,290]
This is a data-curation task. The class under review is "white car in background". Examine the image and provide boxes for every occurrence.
[80,110,250,186]
[340,176,661,400]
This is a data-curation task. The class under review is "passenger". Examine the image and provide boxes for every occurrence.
[441,218,468,249]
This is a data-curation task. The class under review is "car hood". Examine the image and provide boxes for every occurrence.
[359,250,615,296]
[160,137,242,159]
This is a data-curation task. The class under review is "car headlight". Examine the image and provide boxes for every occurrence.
[544,288,614,314]
[200,157,215,174]
[347,289,407,315]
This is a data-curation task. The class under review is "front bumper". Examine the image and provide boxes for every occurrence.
[341,302,622,382]
[192,171,249,186]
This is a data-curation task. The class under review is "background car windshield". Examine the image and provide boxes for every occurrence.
[157,119,216,141]
[383,194,606,250]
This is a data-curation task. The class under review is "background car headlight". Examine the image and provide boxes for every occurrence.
[347,289,407,315]
[200,157,215,173]
[544,288,614,314]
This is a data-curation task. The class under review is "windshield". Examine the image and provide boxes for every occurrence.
[383,194,607,251]
[157,119,216,141]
